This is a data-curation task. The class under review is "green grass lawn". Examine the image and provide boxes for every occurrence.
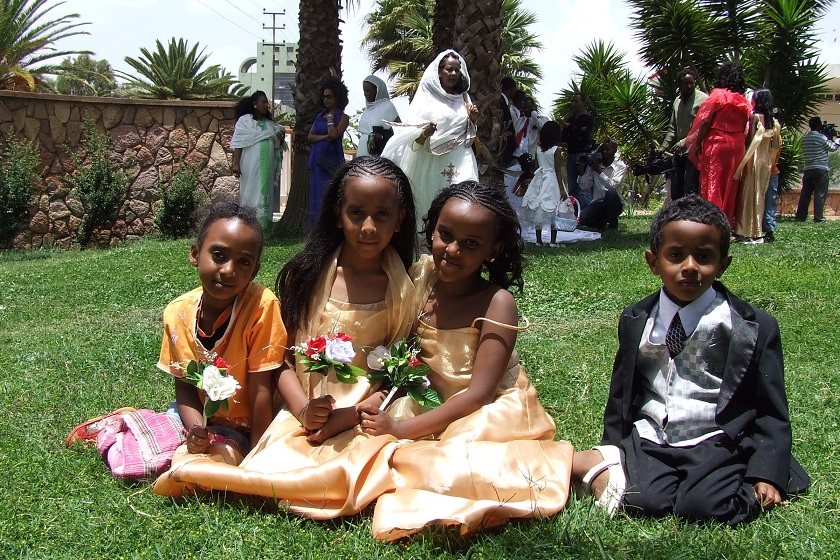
[1,216,838,559]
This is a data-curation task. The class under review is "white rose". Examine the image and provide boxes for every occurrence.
[325,338,355,364]
[201,365,222,389]
[421,376,431,389]
[366,346,391,370]
[202,365,241,401]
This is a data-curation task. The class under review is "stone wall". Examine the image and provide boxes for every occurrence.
[0,91,240,250]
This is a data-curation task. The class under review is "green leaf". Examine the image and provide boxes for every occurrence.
[204,399,221,419]
[408,387,442,409]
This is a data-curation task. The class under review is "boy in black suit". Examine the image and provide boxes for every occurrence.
[572,195,807,525]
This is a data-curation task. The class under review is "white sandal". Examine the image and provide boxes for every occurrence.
[581,445,627,515]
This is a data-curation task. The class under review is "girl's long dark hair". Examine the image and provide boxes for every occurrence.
[424,180,524,293]
[276,156,418,335]
[752,88,774,129]
[234,90,272,121]
[539,121,561,152]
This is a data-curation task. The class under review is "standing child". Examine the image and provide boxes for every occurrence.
[572,195,808,524]
[522,121,567,246]
[157,202,286,466]
[154,157,418,517]
[359,181,574,540]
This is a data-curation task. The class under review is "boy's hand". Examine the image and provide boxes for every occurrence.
[186,425,212,454]
[754,482,782,509]
[300,395,334,431]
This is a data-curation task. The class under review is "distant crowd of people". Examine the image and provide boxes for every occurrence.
[230,54,836,240]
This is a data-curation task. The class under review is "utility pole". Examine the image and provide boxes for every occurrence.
[263,9,286,104]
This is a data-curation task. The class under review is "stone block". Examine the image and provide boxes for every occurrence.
[183,111,201,138]
[129,167,159,200]
[184,149,208,169]
[208,141,231,174]
[121,106,136,126]
[163,107,175,128]
[53,218,69,237]
[29,211,50,233]
[167,126,188,148]
[0,122,15,139]
[102,105,123,129]
[12,107,25,131]
[134,107,155,128]
[207,117,218,133]
[109,124,141,152]
[66,195,84,217]
[49,115,66,143]
[0,101,11,123]
[155,147,173,165]
[39,194,49,212]
[212,176,240,201]
[66,120,83,145]
[148,106,164,125]
[33,104,48,119]
[49,199,70,220]
[54,103,71,123]
[195,132,215,155]
[136,146,153,166]
[81,106,101,125]
[199,112,213,131]
[173,147,186,161]
[23,117,40,140]
[145,123,168,153]
[127,198,150,220]
[218,119,235,148]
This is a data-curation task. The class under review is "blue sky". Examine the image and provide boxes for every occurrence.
[61,0,839,117]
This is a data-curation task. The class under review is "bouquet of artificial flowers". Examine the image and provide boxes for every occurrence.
[176,354,241,425]
[366,339,442,410]
[293,331,367,397]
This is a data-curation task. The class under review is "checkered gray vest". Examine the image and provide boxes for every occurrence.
[634,292,731,445]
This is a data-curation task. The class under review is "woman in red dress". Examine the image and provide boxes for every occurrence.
[686,62,750,227]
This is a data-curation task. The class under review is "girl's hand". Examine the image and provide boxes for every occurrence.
[306,406,359,444]
[358,403,402,438]
[417,122,437,143]
[299,395,335,431]
[231,162,241,177]
[186,424,213,454]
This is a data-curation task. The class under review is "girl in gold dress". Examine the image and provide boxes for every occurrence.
[359,181,573,540]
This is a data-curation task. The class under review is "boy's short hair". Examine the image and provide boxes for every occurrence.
[649,195,730,256]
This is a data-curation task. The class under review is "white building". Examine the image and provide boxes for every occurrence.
[238,42,297,115]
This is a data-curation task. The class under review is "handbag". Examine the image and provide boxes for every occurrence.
[316,154,342,177]
[553,197,580,232]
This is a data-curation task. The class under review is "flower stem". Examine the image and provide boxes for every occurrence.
[380,386,399,410]
[320,375,327,398]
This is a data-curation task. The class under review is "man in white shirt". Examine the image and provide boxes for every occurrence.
[578,140,627,230]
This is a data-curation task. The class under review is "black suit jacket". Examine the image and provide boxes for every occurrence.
[500,95,515,166]
[601,282,806,495]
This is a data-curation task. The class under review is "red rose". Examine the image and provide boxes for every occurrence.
[306,336,327,358]
[213,356,229,368]
[409,355,421,367]
[335,332,352,342]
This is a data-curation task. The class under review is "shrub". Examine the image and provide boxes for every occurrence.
[68,120,128,246]
[0,137,39,246]
[779,127,804,192]
[155,163,203,238]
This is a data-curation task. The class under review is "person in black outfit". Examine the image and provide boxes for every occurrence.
[500,77,518,167]
[561,93,595,207]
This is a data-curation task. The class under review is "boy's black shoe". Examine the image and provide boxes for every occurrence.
[764,231,774,243]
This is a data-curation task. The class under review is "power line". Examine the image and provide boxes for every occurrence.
[195,0,261,40]
[222,0,263,25]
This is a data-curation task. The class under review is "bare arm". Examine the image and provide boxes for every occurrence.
[248,369,275,447]
[275,348,333,430]
[175,378,211,454]
[360,289,518,440]
[232,148,243,177]
[325,113,349,140]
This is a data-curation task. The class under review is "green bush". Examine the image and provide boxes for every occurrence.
[155,163,203,238]
[68,120,128,247]
[0,137,39,246]
[779,127,804,192]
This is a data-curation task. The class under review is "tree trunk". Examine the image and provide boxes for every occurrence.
[454,0,503,186]
[277,0,343,236]
[432,0,458,55]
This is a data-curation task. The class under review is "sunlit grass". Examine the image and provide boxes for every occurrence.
[1,216,837,559]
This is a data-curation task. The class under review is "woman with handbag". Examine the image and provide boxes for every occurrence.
[382,50,479,229]
[307,77,349,228]
[356,75,399,157]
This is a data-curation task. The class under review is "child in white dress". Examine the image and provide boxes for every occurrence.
[522,121,567,246]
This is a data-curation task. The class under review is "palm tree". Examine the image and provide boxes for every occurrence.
[121,38,244,100]
[0,0,90,91]
[362,0,542,101]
